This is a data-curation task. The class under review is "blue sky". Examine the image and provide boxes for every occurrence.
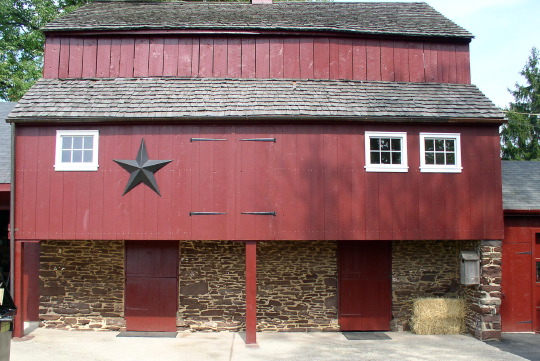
[347,0,540,109]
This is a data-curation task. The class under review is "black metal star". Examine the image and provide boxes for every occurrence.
[114,139,172,196]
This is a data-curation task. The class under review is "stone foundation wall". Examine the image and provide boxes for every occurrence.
[39,240,125,331]
[178,241,338,331]
[177,241,245,331]
[460,240,502,340]
[391,240,473,331]
[37,239,497,337]
[257,241,338,331]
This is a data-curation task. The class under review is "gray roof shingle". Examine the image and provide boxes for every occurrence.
[8,78,503,123]
[0,102,15,184]
[502,161,540,211]
[42,1,473,39]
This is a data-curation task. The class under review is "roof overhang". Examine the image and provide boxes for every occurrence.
[8,78,505,125]
[8,115,505,125]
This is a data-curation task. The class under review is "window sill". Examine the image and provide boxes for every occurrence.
[365,165,409,173]
[420,166,462,173]
[54,164,99,172]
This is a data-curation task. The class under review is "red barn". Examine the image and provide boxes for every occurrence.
[7,0,504,343]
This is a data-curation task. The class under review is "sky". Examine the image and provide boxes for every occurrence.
[348,0,540,109]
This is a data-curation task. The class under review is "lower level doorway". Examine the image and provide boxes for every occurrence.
[338,241,392,331]
[125,241,179,332]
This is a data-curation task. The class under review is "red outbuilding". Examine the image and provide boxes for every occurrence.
[7,0,504,343]
[501,161,540,333]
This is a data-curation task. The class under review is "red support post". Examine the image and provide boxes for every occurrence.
[12,240,24,338]
[245,241,258,346]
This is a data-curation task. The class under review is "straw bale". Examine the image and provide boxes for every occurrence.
[410,298,466,335]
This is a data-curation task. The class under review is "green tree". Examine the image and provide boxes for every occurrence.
[501,47,540,160]
[0,0,91,101]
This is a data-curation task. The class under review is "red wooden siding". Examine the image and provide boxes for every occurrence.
[43,35,470,84]
[15,123,501,241]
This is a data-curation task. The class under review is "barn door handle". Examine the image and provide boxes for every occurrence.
[241,212,276,216]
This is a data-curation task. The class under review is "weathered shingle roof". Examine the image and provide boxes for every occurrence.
[0,103,15,184]
[502,161,540,211]
[42,1,473,39]
[8,78,502,123]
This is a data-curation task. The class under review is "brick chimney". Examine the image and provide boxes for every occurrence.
[251,0,272,4]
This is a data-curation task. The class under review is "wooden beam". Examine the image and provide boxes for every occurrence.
[12,241,24,338]
[245,241,258,346]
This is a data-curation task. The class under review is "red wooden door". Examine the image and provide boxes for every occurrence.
[339,241,392,331]
[501,241,533,332]
[125,241,179,332]
[536,236,540,333]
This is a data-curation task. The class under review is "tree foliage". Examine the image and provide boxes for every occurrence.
[501,47,540,160]
[0,0,91,101]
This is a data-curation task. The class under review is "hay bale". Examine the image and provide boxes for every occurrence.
[410,298,466,335]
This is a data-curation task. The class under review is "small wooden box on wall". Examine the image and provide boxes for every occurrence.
[460,251,480,285]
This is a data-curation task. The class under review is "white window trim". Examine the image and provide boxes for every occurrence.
[419,132,462,173]
[55,130,99,171]
[364,131,408,172]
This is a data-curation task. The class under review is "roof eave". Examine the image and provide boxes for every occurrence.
[7,115,505,125]
[504,209,540,215]
[41,27,474,42]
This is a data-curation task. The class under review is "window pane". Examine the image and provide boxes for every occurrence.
[425,139,434,151]
[446,153,455,165]
[370,152,380,164]
[391,138,401,151]
[435,153,445,164]
[381,152,391,164]
[83,150,93,163]
[435,139,444,151]
[380,138,390,151]
[73,136,83,150]
[425,152,435,164]
[370,138,380,151]
[62,136,72,150]
[445,139,455,151]
[391,152,401,164]
[72,150,83,163]
[62,150,71,162]
[83,136,93,149]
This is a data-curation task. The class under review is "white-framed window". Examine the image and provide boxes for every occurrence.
[419,133,462,173]
[365,131,408,172]
[54,130,99,171]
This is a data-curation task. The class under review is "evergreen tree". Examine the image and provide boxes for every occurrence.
[501,47,540,160]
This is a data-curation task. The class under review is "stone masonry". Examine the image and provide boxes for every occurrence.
[460,240,502,340]
[178,241,338,331]
[177,241,245,331]
[37,238,498,338]
[39,240,125,331]
[391,240,474,331]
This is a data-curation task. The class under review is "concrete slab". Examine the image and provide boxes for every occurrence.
[11,329,528,361]
[486,333,540,361]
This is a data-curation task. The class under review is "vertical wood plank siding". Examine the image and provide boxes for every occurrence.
[43,35,471,84]
[15,124,502,241]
